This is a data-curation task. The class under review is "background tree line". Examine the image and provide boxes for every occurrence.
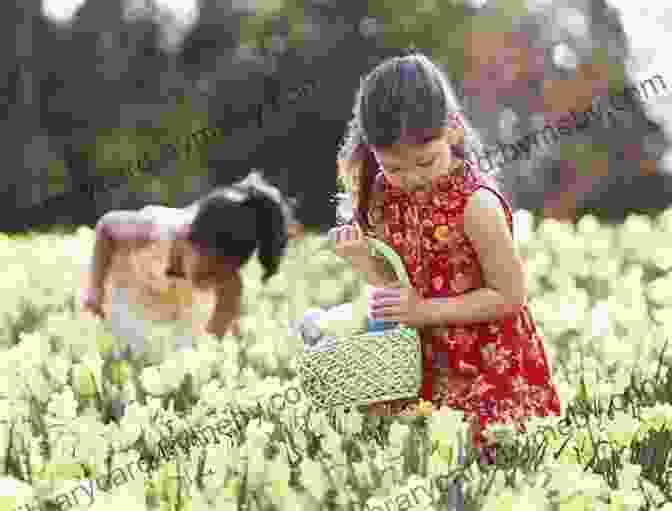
[3,0,671,234]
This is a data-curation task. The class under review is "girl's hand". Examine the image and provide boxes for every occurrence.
[327,224,371,262]
[368,282,430,327]
[80,286,105,320]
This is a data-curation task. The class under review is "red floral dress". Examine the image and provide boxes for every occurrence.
[362,159,561,446]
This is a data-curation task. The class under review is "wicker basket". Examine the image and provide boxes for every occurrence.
[296,237,422,409]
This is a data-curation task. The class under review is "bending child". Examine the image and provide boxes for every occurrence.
[80,170,295,357]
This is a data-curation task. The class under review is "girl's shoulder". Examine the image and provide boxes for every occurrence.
[139,205,191,242]
[453,160,505,200]
[140,205,179,219]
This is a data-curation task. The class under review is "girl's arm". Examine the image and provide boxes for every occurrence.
[423,188,527,326]
[205,273,243,338]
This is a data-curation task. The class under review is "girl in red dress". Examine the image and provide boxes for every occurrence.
[330,52,561,449]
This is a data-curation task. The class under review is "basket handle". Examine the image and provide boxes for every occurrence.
[365,237,411,288]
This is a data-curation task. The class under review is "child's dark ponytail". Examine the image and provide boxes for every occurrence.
[238,171,291,283]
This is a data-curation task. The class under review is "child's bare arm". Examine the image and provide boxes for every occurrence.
[205,273,243,338]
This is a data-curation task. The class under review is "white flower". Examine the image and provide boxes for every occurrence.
[589,301,612,338]
[47,387,78,421]
[546,463,585,496]
[245,421,274,452]
[430,406,465,446]
[609,489,645,511]
[482,489,516,511]
[618,463,642,492]
[351,461,372,488]
[44,354,70,388]
[203,436,238,484]
[142,426,164,457]
[23,366,51,404]
[299,458,328,502]
[116,408,146,446]
[640,403,672,431]
[648,276,672,306]
[0,477,36,511]
[605,412,640,447]
[341,409,363,437]
[389,422,410,448]
[71,413,106,451]
[199,381,233,411]
[124,400,151,429]
[159,354,189,389]
[140,366,169,395]
[263,455,291,505]
[243,443,266,490]
[16,331,49,367]
[611,369,630,396]
[428,449,453,481]
[308,411,330,436]
[322,430,345,465]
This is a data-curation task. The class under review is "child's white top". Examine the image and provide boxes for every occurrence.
[89,206,214,360]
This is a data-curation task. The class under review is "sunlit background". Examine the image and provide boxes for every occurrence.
[7,0,672,231]
[42,0,200,52]
[38,0,672,171]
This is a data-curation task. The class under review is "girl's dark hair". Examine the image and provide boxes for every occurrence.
[337,52,493,230]
[186,170,293,283]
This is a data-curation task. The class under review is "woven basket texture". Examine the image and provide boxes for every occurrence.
[297,236,423,409]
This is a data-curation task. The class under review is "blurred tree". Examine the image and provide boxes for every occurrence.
[3,0,671,234]
[180,0,239,76]
[0,1,53,216]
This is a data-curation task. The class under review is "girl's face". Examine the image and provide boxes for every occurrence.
[372,127,455,192]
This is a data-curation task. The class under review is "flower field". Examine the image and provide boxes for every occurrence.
[1,208,672,511]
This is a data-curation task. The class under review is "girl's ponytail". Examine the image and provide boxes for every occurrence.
[336,117,379,233]
[241,171,292,283]
[353,143,379,233]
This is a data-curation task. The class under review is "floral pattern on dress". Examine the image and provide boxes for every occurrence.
[359,159,561,448]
